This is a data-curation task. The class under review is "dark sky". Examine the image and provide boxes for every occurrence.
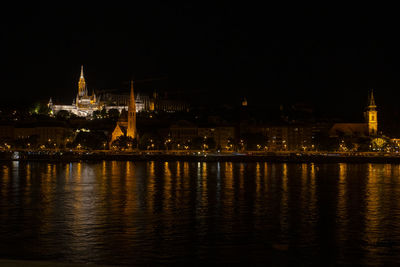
[1,2,399,120]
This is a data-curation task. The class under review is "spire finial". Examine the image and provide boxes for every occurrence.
[130,80,135,107]
[80,65,84,78]
[127,80,137,139]
[369,89,376,107]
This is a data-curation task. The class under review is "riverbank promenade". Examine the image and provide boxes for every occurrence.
[2,149,400,163]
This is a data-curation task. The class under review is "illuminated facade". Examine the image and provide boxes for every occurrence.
[126,81,137,139]
[50,66,101,117]
[365,90,378,136]
[49,66,187,117]
[75,66,99,111]
[110,81,137,144]
[330,90,379,138]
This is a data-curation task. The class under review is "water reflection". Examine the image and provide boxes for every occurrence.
[280,164,289,241]
[336,163,348,259]
[1,164,10,196]
[1,162,400,265]
[225,162,233,190]
[256,162,261,195]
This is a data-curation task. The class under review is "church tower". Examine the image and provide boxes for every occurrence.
[127,80,137,139]
[366,90,378,136]
[78,65,87,97]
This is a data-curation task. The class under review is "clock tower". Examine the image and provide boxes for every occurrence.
[366,90,378,136]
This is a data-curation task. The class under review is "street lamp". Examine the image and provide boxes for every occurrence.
[239,139,244,151]
[164,138,172,152]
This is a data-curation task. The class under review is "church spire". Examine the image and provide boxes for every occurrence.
[127,80,137,139]
[366,90,378,136]
[129,80,135,110]
[369,89,376,108]
[78,65,87,96]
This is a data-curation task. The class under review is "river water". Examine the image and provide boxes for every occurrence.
[1,161,400,265]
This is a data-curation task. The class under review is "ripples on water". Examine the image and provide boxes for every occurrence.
[1,161,400,265]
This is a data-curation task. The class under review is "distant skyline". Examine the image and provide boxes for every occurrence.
[1,2,400,119]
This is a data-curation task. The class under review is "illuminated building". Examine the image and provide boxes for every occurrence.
[110,81,137,144]
[330,90,378,138]
[365,90,378,135]
[126,81,137,139]
[98,90,189,113]
[49,66,101,117]
[242,97,248,107]
[49,66,188,117]
[75,66,98,111]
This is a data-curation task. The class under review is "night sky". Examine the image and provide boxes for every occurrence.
[1,2,399,121]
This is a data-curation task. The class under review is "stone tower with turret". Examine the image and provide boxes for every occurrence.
[78,65,87,97]
[366,90,378,136]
